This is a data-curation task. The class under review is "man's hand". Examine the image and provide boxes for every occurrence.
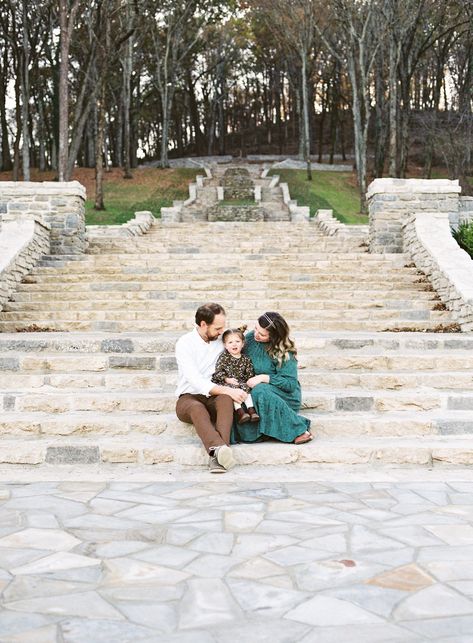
[225,377,239,385]
[247,374,270,389]
[223,387,247,403]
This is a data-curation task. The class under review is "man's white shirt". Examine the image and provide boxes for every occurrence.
[175,328,224,397]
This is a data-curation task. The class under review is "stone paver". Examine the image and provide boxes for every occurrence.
[1,467,473,641]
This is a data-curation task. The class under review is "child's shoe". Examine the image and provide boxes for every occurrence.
[236,408,250,424]
[247,407,260,423]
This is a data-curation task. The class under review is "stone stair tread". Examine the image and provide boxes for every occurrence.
[2,408,473,423]
[1,433,473,467]
[1,329,468,346]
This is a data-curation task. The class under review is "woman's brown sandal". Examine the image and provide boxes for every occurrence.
[294,431,313,445]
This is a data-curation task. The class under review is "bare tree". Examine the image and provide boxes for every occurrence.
[316,0,387,212]
[58,0,81,181]
[255,0,318,180]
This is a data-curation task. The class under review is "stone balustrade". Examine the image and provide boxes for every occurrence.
[0,215,51,311]
[403,211,473,331]
[368,178,461,253]
[0,181,86,255]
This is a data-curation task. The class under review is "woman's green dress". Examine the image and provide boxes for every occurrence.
[233,331,311,443]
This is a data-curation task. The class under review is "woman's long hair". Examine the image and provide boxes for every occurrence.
[258,312,297,366]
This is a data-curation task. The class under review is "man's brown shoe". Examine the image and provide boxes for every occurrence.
[247,407,260,422]
[235,408,250,424]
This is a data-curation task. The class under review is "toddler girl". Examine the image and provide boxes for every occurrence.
[212,326,260,424]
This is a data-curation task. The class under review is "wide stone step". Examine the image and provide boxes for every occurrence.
[9,292,440,306]
[2,409,473,439]
[4,388,473,415]
[42,251,393,263]
[34,259,412,274]
[0,330,469,353]
[26,271,422,284]
[3,345,473,371]
[2,434,473,466]
[2,299,442,313]
[86,243,367,255]
[0,309,452,324]
[0,318,456,332]
[2,368,473,394]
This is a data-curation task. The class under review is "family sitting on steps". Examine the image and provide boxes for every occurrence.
[175,303,313,474]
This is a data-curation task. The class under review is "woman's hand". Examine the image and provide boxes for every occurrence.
[247,374,270,388]
[225,377,239,385]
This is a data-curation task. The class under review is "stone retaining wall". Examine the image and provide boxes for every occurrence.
[0,216,51,311]
[403,212,473,330]
[207,205,265,222]
[0,181,86,254]
[368,179,461,253]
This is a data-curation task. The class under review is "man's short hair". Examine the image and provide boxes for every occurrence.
[195,303,226,326]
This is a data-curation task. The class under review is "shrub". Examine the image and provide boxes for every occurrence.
[452,220,473,259]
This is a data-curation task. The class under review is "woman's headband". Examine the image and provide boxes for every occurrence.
[262,313,275,329]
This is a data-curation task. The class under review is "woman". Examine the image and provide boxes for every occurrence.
[234,311,313,445]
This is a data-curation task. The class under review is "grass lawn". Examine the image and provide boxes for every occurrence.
[270,169,367,224]
[82,167,200,225]
[0,166,201,226]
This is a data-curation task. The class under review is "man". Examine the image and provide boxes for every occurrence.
[175,303,247,473]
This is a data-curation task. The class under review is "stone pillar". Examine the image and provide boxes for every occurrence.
[367,178,461,253]
[0,181,87,255]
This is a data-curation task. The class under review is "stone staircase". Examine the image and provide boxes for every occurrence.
[179,164,291,221]
[1,220,472,468]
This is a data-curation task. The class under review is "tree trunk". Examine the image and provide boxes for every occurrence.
[159,86,172,168]
[301,53,312,181]
[21,0,30,181]
[37,90,46,171]
[13,72,21,181]
[94,81,106,210]
[58,0,69,181]
[388,39,399,177]
[122,1,133,178]
[374,50,387,178]
[0,49,12,171]
[347,57,367,213]
[186,69,204,155]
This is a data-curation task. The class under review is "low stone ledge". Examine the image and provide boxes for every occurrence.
[87,211,156,239]
[403,211,473,331]
[0,216,51,311]
[314,209,346,236]
[367,178,462,198]
[0,181,86,199]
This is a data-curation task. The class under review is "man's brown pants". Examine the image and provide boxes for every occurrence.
[176,393,234,453]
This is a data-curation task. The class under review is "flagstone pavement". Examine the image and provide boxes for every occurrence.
[1,464,473,642]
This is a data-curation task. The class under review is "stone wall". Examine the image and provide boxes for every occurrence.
[220,168,254,200]
[0,181,86,254]
[403,212,473,331]
[458,197,473,227]
[368,179,461,253]
[0,216,51,311]
[207,205,265,222]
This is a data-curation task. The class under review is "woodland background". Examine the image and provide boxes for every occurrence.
[0,0,472,212]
